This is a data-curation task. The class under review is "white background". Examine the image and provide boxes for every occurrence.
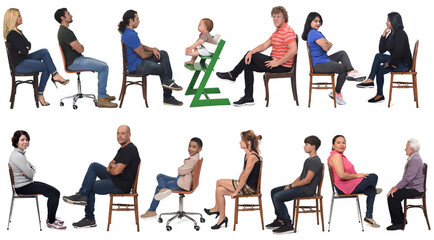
[0,0,433,239]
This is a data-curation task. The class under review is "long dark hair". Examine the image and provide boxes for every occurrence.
[118,10,137,34]
[241,130,262,154]
[301,12,323,41]
[388,12,404,33]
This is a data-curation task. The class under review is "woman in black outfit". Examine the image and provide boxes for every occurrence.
[3,8,69,106]
[357,12,413,103]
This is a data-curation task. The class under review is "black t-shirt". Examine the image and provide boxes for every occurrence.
[298,156,322,196]
[110,142,141,193]
[57,25,82,67]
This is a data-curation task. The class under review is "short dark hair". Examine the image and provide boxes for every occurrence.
[332,135,345,145]
[54,8,67,23]
[12,130,30,148]
[304,135,321,151]
[190,137,203,148]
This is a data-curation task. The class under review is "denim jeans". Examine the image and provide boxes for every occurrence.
[271,185,307,223]
[78,162,124,220]
[131,50,173,99]
[149,173,185,211]
[314,51,354,94]
[14,48,58,93]
[230,52,291,99]
[368,53,410,96]
[68,56,109,98]
[336,173,378,219]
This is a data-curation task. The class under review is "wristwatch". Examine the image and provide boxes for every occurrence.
[289,184,292,189]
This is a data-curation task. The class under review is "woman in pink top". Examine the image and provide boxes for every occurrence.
[328,135,381,228]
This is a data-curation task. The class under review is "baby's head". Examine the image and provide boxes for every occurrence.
[188,137,203,156]
[198,18,213,33]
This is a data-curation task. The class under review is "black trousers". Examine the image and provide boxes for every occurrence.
[387,188,423,224]
[230,52,291,98]
[16,181,60,224]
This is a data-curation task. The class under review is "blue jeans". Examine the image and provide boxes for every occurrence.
[68,56,109,98]
[336,173,378,219]
[131,50,173,99]
[149,174,185,211]
[78,162,124,220]
[368,53,410,96]
[14,48,58,93]
[271,185,307,223]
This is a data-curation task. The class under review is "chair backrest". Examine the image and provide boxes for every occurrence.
[255,161,263,194]
[291,35,299,74]
[316,163,325,196]
[410,40,419,72]
[8,163,17,194]
[423,163,427,196]
[306,42,314,74]
[190,159,204,192]
[121,42,128,74]
[5,42,17,75]
[327,164,336,194]
[131,162,141,194]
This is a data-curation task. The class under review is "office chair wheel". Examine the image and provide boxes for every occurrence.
[94,100,98,107]
[200,218,205,223]
[60,102,64,107]
[194,225,200,231]
[158,218,163,223]
[73,105,78,110]
[166,226,172,231]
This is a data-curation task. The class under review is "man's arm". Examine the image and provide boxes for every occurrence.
[134,45,160,59]
[107,160,126,176]
[70,40,84,53]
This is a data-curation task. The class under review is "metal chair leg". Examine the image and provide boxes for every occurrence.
[327,196,335,232]
[36,196,42,231]
[7,196,15,230]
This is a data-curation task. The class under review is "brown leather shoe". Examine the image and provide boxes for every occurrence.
[106,94,116,101]
[140,210,156,218]
[98,97,118,108]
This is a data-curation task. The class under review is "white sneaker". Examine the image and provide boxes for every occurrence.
[329,92,346,105]
[46,219,67,230]
[347,70,366,81]
[154,188,172,201]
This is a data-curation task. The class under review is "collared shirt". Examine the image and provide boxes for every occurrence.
[269,23,296,68]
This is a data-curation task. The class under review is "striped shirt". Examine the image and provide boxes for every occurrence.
[269,23,296,68]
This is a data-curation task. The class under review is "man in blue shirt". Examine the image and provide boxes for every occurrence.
[118,10,183,106]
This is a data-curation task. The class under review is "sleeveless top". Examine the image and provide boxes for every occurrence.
[245,153,261,191]
[327,150,362,194]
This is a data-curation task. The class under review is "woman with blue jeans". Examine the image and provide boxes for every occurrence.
[4,8,69,106]
[357,12,412,103]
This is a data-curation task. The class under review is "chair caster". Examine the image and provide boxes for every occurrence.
[200,218,205,223]
[166,226,172,231]
[60,102,64,107]
[94,101,98,107]
[158,218,163,223]
[194,225,200,231]
[73,105,78,110]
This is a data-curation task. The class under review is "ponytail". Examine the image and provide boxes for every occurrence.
[241,130,262,154]
[118,10,137,34]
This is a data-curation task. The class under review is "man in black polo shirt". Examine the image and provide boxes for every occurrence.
[63,125,141,228]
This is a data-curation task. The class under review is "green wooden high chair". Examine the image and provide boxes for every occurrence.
[184,39,230,107]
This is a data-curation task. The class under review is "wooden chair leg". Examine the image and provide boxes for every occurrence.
[388,74,394,107]
[259,196,264,230]
[291,76,299,106]
[294,199,299,233]
[331,75,336,108]
[423,197,431,230]
[233,198,239,231]
[320,198,324,231]
[264,76,270,107]
[134,196,140,232]
[33,75,39,108]
[10,78,16,109]
[292,200,296,224]
[403,199,407,230]
[107,196,113,231]
[308,76,313,108]
[119,75,126,100]
[413,75,419,108]
[142,76,149,108]
[316,199,319,225]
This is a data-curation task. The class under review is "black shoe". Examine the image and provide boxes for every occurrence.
[266,219,284,229]
[63,193,87,205]
[368,95,385,103]
[211,217,228,230]
[162,80,183,91]
[163,96,183,106]
[233,96,254,107]
[357,82,374,88]
[272,222,294,234]
[72,218,97,228]
[204,208,220,219]
[386,223,404,230]
[216,72,235,82]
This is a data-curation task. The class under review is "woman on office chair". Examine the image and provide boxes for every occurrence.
[327,135,381,228]
[8,130,66,230]
[3,8,69,106]
[204,130,262,229]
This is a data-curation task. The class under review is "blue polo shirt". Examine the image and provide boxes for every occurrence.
[121,28,143,72]
[307,29,330,67]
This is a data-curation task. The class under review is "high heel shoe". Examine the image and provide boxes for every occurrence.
[51,72,70,88]
[211,217,228,230]
[38,93,50,106]
[204,208,220,218]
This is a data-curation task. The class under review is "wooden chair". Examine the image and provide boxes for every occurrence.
[327,164,364,232]
[158,159,204,231]
[306,43,336,108]
[7,163,42,231]
[233,161,264,231]
[403,163,430,230]
[107,162,141,231]
[388,40,419,108]
[119,42,148,108]
[263,35,299,107]
[5,42,39,109]
[58,46,97,109]
[292,163,325,233]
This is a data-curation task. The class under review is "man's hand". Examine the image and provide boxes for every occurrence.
[152,48,160,60]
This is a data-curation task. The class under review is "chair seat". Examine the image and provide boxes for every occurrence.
[65,69,95,74]
[391,71,417,75]
[234,193,261,198]
[265,71,294,78]
[310,72,335,77]
[126,72,147,77]
[335,193,364,198]
[16,193,41,197]
[13,72,39,77]
[184,62,209,71]
[172,189,194,194]
[110,193,138,197]
[297,195,323,200]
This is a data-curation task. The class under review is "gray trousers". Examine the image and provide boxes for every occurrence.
[313,50,354,93]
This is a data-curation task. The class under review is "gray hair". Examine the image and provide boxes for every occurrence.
[408,138,420,152]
